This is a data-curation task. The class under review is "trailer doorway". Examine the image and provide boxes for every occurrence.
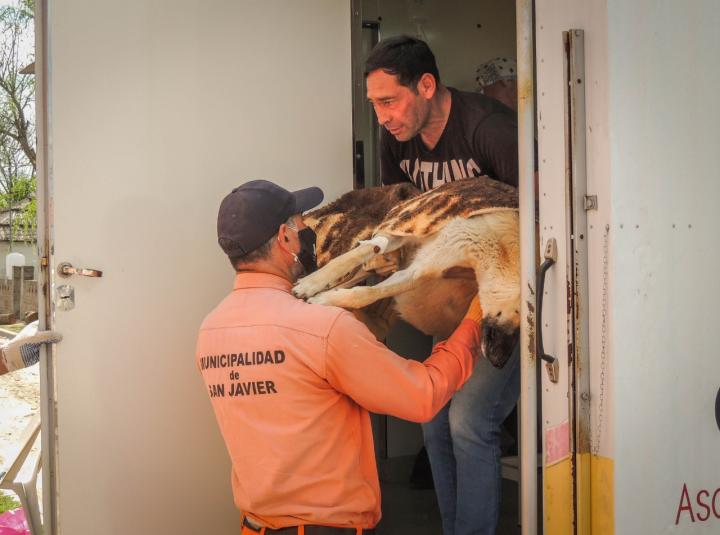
[33,0,538,533]
[350,2,525,533]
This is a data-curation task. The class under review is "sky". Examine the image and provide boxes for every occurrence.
[0,0,35,64]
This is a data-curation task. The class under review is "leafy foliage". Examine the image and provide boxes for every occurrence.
[0,492,21,514]
[0,175,36,240]
[0,0,36,245]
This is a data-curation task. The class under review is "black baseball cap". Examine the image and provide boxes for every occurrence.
[217,179,324,257]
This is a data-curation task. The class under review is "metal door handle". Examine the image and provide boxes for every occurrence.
[57,262,103,278]
[536,238,559,383]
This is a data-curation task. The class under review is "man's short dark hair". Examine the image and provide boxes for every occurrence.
[229,234,276,270]
[228,214,297,270]
[364,35,441,90]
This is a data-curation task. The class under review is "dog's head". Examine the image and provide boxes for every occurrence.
[481,316,519,369]
[478,278,520,369]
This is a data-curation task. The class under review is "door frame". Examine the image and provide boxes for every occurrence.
[35,0,59,533]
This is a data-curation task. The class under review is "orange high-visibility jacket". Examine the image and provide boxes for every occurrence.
[196,272,481,529]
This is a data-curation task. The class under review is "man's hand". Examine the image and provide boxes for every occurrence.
[463,295,483,325]
[0,325,63,374]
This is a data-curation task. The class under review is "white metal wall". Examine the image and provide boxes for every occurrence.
[538,0,720,532]
[608,0,720,532]
[47,1,352,533]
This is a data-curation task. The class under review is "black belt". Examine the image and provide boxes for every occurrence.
[242,517,374,534]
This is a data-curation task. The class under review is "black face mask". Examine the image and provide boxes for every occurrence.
[293,227,317,275]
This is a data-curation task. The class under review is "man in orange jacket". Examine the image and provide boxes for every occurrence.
[196,180,484,535]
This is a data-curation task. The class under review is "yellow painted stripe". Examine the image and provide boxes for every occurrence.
[577,452,592,535]
[544,456,573,535]
[543,454,614,534]
[590,454,614,535]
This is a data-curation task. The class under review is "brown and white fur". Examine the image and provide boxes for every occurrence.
[294,177,520,368]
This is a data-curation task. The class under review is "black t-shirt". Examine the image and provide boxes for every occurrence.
[380,87,518,191]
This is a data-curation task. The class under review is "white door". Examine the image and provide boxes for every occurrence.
[38,1,352,533]
[535,2,612,534]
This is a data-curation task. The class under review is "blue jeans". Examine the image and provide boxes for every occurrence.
[422,343,520,535]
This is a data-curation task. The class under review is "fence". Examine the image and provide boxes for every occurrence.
[0,266,38,323]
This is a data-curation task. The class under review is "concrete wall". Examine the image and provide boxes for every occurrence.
[0,279,38,319]
[0,280,10,313]
[0,242,38,279]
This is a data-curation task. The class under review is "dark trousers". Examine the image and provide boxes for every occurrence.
[242,517,375,534]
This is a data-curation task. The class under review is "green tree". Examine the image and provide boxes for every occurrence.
[0,0,36,248]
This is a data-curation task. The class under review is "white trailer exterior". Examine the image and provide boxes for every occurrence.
[535,0,720,533]
[32,0,720,534]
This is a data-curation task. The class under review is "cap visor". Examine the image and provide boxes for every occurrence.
[292,186,324,213]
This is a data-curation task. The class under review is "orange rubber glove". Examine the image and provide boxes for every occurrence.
[463,295,483,325]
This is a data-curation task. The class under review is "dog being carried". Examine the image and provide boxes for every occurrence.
[294,176,519,369]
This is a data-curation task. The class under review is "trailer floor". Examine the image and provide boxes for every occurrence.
[375,458,521,535]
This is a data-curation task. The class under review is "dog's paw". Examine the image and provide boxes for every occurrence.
[293,273,331,299]
[307,288,353,307]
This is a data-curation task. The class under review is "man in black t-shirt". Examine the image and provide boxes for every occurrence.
[365,36,520,535]
[367,37,518,193]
